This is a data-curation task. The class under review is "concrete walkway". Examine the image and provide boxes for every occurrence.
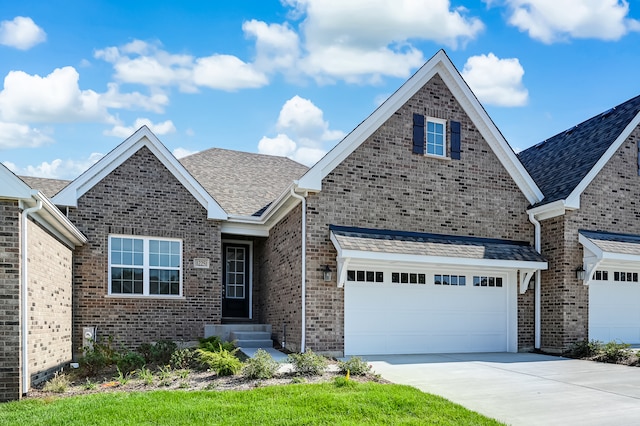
[365,353,640,425]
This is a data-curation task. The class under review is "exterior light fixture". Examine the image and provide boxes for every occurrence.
[575,266,586,281]
[322,265,332,282]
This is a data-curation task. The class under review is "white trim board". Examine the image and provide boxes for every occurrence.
[53,126,227,220]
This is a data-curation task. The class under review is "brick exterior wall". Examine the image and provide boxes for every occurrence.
[68,146,222,354]
[255,204,302,351]
[304,74,536,354]
[0,201,21,401]
[539,126,640,352]
[27,220,74,385]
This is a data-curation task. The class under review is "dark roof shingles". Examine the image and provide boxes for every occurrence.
[330,225,546,263]
[518,95,640,206]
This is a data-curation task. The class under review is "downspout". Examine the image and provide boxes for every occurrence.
[290,187,306,353]
[21,197,43,395]
[528,212,541,350]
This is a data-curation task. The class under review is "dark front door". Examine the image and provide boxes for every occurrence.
[222,243,250,318]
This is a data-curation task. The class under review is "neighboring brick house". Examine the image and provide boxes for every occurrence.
[0,165,85,402]
[519,94,640,353]
[7,49,640,400]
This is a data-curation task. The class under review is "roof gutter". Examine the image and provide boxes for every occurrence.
[289,186,307,353]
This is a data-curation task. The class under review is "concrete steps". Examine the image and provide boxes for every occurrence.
[229,330,273,348]
[204,323,273,348]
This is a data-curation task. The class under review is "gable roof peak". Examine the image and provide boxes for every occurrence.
[296,49,543,205]
[52,126,227,220]
[520,93,640,210]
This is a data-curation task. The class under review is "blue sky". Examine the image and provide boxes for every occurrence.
[1,0,639,179]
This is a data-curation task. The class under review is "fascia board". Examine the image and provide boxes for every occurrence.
[297,51,447,192]
[527,200,569,220]
[565,112,640,209]
[0,164,32,199]
[53,127,227,220]
[220,222,269,237]
[578,233,604,259]
[297,50,543,206]
[335,248,548,270]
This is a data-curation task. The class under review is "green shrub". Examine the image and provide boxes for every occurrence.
[117,351,146,373]
[137,340,177,365]
[78,336,120,375]
[170,348,197,369]
[199,336,236,353]
[287,349,327,376]
[597,341,632,363]
[337,356,372,376]
[197,346,243,376]
[566,339,603,358]
[242,349,280,379]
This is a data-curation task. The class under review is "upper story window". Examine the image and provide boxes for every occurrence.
[426,119,446,157]
[109,235,182,297]
[412,113,461,160]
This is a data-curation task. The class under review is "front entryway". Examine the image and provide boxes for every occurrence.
[222,242,252,319]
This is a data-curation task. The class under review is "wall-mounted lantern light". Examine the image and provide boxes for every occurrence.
[322,265,332,282]
[575,266,586,281]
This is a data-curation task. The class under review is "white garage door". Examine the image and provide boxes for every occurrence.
[344,269,512,355]
[589,271,640,344]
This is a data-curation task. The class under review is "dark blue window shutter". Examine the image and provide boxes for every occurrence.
[413,113,425,155]
[450,120,461,160]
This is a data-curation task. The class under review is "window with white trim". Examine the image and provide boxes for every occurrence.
[593,270,608,281]
[613,271,639,282]
[434,274,466,286]
[426,118,446,157]
[109,236,182,296]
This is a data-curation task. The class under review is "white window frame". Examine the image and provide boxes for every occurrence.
[108,235,183,298]
[425,117,447,158]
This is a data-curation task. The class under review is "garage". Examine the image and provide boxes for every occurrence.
[330,225,548,356]
[580,231,640,345]
[344,268,513,355]
[589,272,640,344]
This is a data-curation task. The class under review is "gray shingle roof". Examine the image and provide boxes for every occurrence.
[518,95,640,207]
[579,230,640,256]
[180,148,308,216]
[330,225,546,262]
[19,176,70,198]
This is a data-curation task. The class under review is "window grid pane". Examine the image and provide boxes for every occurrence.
[110,236,181,296]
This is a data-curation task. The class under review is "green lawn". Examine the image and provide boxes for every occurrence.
[0,382,502,425]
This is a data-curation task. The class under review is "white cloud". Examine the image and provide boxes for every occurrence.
[96,40,268,92]
[0,67,105,123]
[462,53,528,107]
[0,122,53,148]
[105,118,176,138]
[496,0,640,43]
[173,147,199,159]
[4,152,104,179]
[243,20,301,73]
[193,55,268,91]
[0,67,168,125]
[280,0,484,82]
[0,16,46,50]
[258,95,344,165]
[258,134,297,157]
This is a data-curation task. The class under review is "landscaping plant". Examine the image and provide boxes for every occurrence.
[242,349,280,379]
[197,345,243,376]
[287,349,327,376]
[337,356,372,376]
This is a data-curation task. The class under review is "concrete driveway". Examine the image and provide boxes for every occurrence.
[365,352,640,425]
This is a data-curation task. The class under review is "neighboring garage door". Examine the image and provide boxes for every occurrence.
[344,268,513,355]
[589,270,640,344]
